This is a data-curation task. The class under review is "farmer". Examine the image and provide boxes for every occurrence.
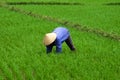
[43,27,76,53]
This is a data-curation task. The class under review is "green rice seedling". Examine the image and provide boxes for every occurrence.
[0,0,120,80]
[16,5,120,34]
[0,65,5,80]
[7,62,23,80]
[0,60,13,80]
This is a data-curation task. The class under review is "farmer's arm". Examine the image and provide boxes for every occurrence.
[46,46,53,53]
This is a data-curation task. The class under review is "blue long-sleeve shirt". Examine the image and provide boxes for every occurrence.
[46,27,70,53]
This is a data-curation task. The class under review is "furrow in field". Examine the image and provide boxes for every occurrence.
[6,2,84,5]
[0,4,120,42]
[6,2,120,6]
[104,2,120,5]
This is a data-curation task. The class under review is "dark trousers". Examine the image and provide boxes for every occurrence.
[46,36,75,53]
[65,36,75,51]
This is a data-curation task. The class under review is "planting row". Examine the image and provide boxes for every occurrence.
[0,3,120,80]
[0,4,120,42]
[3,0,120,4]
[6,2,84,5]
[5,1,120,6]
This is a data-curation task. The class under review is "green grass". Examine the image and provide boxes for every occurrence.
[15,5,120,34]
[3,0,120,4]
[0,0,120,80]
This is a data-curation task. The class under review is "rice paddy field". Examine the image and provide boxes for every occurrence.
[0,0,120,80]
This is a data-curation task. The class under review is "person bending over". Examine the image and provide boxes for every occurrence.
[43,27,76,53]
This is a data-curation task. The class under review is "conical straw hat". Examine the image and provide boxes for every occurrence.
[43,33,57,46]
